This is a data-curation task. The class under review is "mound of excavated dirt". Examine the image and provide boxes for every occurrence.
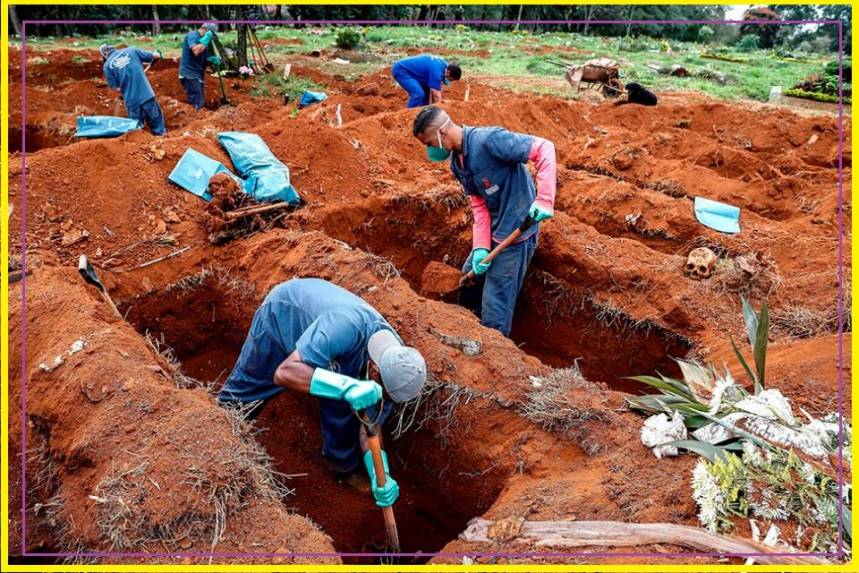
[8,45,851,564]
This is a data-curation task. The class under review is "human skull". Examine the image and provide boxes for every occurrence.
[685,247,717,279]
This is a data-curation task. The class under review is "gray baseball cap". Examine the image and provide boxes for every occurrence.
[98,44,115,58]
[201,22,218,33]
[368,330,426,403]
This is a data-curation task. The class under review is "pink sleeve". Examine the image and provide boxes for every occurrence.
[528,137,557,210]
[469,195,492,250]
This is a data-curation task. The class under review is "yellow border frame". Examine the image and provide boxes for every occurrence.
[1,1,855,571]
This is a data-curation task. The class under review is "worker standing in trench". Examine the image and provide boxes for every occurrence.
[178,22,221,111]
[412,106,557,337]
[392,54,462,108]
[218,278,427,507]
[99,44,166,135]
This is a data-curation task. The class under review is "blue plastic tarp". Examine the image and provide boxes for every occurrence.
[217,132,300,205]
[75,116,143,138]
[694,197,741,234]
[298,90,327,108]
[167,148,243,201]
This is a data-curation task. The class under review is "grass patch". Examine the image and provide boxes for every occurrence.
[251,74,324,101]
[23,25,831,102]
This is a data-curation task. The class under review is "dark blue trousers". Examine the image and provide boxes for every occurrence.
[181,77,206,110]
[460,234,537,336]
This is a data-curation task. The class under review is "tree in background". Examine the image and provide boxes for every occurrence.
[5,2,846,56]
[740,6,780,49]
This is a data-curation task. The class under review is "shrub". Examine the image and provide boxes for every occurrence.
[784,88,851,105]
[698,26,715,43]
[335,28,362,50]
[736,34,760,53]
[825,58,852,81]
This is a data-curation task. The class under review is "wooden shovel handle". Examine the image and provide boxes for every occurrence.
[461,215,537,285]
[366,434,401,551]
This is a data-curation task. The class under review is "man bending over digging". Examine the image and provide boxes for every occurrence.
[219,278,427,507]
[412,105,557,337]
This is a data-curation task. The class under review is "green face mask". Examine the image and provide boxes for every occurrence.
[427,146,449,162]
[426,120,450,162]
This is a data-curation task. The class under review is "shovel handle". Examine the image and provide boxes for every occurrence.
[366,434,401,551]
[461,215,537,285]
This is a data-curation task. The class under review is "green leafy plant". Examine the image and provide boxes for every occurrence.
[335,28,362,50]
[736,34,761,53]
[629,297,852,552]
[697,26,715,44]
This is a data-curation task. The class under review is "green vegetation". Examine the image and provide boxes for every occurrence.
[785,89,851,105]
[334,28,362,50]
[629,298,851,553]
[250,74,323,102]
[20,23,833,103]
[735,34,760,53]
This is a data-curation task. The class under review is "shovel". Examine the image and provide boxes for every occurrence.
[455,214,538,291]
[214,61,230,106]
[364,416,401,554]
[78,255,122,318]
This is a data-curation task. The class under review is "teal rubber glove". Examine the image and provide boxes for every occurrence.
[309,368,382,411]
[529,201,554,222]
[363,450,400,507]
[207,54,222,67]
[471,247,491,276]
[199,30,214,47]
[154,48,163,59]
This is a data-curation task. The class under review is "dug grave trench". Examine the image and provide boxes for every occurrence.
[305,193,692,392]
[120,274,510,562]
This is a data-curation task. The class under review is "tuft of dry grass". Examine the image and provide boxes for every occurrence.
[517,365,606,434]
[644,179,688,199]
[772,305,836,338]
[144,331,206,391]
[712,251,782,298]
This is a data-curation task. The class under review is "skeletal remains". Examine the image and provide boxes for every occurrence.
[685,247,717,279]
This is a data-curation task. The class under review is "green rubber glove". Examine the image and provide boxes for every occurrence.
[528,201,554,222]
[471,247,491,276]
[309,368,382,411]
[207,54,222,67]
[199,30,214,47]
[363,450,400,507]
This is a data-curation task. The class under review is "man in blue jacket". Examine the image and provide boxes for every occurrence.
[99,44,165,135]
[412,106,557,337]
[392,54,462,108]
[219,278,427,507]
[179,23,222,110]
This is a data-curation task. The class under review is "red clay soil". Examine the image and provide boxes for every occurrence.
[7,46,852,564]
[8,267,338,563]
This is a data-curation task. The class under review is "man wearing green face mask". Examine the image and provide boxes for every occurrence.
[412,106,557,337]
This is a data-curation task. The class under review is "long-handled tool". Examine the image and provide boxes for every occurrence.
[248,27,274,73]
[459,214,538,287]
[214,61,230,106]
[364,418,400,554]
[78,255,122,318]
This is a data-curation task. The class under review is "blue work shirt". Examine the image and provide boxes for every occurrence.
[178,30,212,82]
[103,48,156,110]
[451,126,539,243]
[220,278,400,403]
[392,54,448,90]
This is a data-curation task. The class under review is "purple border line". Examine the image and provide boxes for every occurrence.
[836,17,845,557]
[16,17,846,563]
[20,20,28,560]
[20,19,839,26]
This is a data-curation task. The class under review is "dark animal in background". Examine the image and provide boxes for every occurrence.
[624,82,658,106]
